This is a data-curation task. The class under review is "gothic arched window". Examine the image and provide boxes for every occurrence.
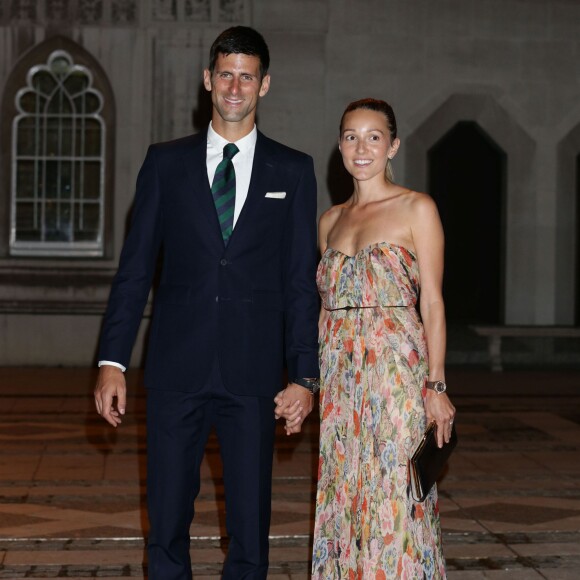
[11,49,106,257]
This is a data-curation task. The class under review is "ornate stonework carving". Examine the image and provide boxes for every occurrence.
[153,0,177,21]
[184,0,209,22]
[111,0,136,23]
[46,0,70,21]
[5,0,245,26]
[78,0,103,24]
[151,0,245,23]
[219,0,243,22]
[10,0,37,20]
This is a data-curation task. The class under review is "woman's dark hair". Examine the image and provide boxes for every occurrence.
[209,26,270,79]
[340,98,398,182]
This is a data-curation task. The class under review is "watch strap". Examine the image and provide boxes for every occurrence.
[426,380,447,394]
[292,377,320,394]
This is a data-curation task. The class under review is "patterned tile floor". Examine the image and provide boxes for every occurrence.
[0,367,579,579]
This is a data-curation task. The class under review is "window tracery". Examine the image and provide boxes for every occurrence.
[11,50,106,257]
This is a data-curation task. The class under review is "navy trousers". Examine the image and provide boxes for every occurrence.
[146,361,276,580]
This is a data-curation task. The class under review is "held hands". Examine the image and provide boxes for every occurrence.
[94,365,127,427]
[274,383,314,435]
[424,391,456,448]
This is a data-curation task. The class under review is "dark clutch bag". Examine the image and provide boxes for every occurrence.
[409,421,457,502]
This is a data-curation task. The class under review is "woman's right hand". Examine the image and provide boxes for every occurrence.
[424,391,456,448]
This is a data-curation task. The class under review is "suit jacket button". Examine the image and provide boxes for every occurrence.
[220,259,228,266]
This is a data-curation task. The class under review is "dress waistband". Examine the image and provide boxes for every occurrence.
[328,305,375,311]
[326,305,410,311]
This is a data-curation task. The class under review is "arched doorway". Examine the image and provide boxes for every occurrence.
[555,121,580,325]
[576,154,580,325]
[428,121,506,324]
[406,94,536,324]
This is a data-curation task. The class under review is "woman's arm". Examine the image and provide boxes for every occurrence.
[411,194,456,447]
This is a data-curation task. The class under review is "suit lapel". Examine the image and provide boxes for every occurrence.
[229,132,276,243]
[182,131,225,248]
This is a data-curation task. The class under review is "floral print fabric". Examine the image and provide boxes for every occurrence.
[312,242,446,579]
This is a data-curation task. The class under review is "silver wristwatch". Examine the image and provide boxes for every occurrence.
[426,380,447,394]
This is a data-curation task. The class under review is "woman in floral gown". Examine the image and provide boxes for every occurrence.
[312,99,456,579]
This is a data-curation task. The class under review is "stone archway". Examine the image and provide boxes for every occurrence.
[556,123,580,325]
[406,94,536,324]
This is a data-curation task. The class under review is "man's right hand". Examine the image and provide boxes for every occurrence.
[94,365,127,427]
[274,383,314,435]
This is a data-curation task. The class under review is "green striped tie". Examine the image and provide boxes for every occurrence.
[211,143,239,244]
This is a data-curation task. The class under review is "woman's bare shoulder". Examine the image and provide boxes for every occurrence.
[400,190,438,215]
[319,203,346,229]
[319,203,350,251]
[399,189,430,204]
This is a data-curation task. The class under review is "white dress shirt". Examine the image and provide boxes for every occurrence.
[99,123,258,373]
[206,122,257,227]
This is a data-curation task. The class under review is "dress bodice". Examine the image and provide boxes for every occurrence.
[317,242,420,310]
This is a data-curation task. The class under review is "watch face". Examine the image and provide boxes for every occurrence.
[434,381,446,393]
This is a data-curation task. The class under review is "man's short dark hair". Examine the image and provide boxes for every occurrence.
[209,26,270,79]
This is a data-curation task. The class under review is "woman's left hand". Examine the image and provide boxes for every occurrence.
[424,391,456,448]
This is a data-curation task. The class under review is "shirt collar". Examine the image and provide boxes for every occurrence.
[207,122,257,155]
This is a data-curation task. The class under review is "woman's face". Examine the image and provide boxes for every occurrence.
[339,108,400,182]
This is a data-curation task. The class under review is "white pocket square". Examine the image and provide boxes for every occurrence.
[265,191,286,199]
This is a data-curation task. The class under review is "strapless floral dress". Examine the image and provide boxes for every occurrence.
[312,242,446,579]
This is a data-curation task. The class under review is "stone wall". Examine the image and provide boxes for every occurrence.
[0,0,578,365]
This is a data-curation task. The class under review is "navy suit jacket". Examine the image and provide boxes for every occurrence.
[99,130,320,396]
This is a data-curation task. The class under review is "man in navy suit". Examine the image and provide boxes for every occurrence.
[94,27,319,579]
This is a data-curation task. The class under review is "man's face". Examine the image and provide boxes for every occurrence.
[203,52,270,129]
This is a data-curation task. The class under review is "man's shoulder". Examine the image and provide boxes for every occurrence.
[149,132,206,154]
[257,131,312,165]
